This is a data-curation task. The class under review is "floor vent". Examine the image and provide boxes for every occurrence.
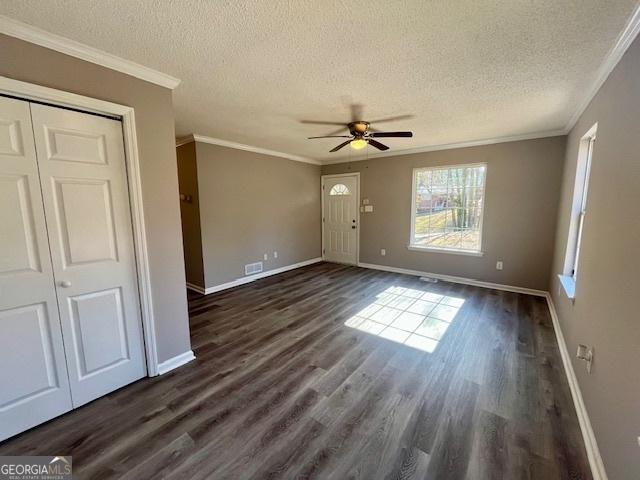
[419,276,439,283]
[245,261,263,276]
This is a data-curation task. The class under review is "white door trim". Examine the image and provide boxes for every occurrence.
[321,172,360,265]
[0,75,160,376]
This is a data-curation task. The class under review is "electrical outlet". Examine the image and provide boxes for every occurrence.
[263,253,268,261]
[496,261,503,270]
[273,251,278,259]
[380,248,386,256]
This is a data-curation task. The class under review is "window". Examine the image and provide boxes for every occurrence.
[561,124,597,298]
[410,163,486,254]
[329,183,350,195]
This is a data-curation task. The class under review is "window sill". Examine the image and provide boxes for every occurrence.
[558,274,576,301]
[407,245,484,257]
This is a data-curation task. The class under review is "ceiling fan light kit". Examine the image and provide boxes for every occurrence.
[350,138,367,150]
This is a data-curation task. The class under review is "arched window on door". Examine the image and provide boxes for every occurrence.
[329,183,350,195]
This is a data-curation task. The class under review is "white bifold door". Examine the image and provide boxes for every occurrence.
[0,96,146,442]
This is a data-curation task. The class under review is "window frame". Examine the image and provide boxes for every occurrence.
[560,123,597,300]
[408,162,487,256]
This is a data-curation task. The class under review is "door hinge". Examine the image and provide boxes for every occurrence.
[322,217,325,222]
[322,248,325,254]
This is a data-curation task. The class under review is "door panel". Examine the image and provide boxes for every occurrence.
[69,287,129,377]
[52,178,118,266]
[0,174,41,274]
[0,96,73,442]
[323,176,358,264]
[45,127,108,164]
[30,103,146,407]
[0,303,59,408]
[0,116,24,156]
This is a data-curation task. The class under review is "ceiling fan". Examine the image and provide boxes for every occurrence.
[302,105,414,152]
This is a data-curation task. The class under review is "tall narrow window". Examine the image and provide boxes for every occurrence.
[561,123,597,298]
[572,136,595,279]
[410,163,486,254]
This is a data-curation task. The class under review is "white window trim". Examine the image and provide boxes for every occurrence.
[560,123,597,301]
[408,162,487,256]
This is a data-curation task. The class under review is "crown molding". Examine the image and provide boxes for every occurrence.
[185,134,321,165]
[175,135,194,147]
[0,15,181,90]
[320,129,567,165]
[564,3,640,132]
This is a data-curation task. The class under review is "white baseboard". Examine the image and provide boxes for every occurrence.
[357,262,547,297]
[544,294,607,480]
[202,257,323,295]
[156,350,196,375]
[186,282,205,294]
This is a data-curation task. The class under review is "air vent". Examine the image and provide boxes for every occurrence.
[419,276,439,283]
[245,261,263,276]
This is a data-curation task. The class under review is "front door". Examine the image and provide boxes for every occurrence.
[30,103,147,407]
[322,175,358,265]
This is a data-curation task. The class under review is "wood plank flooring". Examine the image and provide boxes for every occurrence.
[0,262,591,479]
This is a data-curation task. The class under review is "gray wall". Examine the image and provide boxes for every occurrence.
[322,136,566,290]
[194,142,321,288]
[1,34,192,364]
[176,142,205,287]
[549,35,640,479]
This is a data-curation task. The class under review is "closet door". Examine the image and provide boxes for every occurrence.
[0,97,73,441]
[30,103,146,407]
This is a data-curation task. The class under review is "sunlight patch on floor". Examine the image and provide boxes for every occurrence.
[344,286,464,353]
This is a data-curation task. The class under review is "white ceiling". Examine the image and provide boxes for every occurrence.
[1,1,638,162]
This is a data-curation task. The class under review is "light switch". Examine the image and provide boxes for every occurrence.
[364,205,374,212]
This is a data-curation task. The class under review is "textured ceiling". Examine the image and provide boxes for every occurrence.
[1,1,638,162]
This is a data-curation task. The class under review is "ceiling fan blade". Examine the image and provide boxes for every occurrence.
[367,139,389,151]
[368,114,414,124]
[330,140,352,152]
[324,126,349,136]
[300,120,347,126]
[368,131,413,138]
[308,135,351,139]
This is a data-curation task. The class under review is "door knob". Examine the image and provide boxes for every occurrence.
[59,280,72,288]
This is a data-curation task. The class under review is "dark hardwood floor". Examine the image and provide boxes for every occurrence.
[0,262,591,479]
